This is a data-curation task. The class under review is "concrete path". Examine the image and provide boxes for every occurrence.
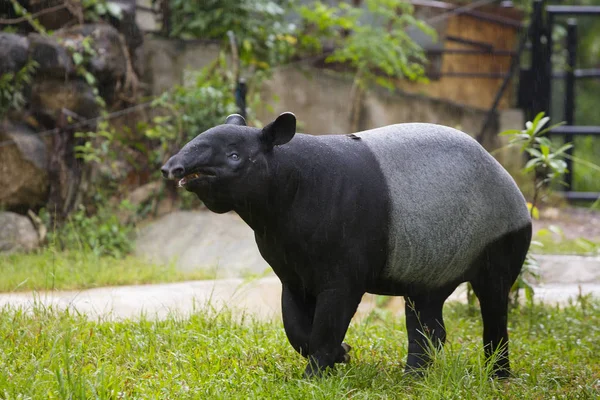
[2,209,598,322]
[1,277,598,322]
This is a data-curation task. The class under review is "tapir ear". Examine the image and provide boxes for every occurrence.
[261,112,296,149]
[225,114,247,126]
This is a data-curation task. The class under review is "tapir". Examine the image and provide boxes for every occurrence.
[161,112,532,378]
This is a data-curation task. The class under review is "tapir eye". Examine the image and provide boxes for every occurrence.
[229,153,240,161]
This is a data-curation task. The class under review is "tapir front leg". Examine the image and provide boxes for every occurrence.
[281,285,315,357]
[304,288,363,378]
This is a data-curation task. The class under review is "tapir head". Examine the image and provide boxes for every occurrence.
[161,112,296,213]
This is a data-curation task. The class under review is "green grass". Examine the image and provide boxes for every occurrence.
[532,235,600,256]
[0,300,598,399]
[0,250,215,293]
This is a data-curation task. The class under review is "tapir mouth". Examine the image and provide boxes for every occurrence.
[178,170,216,187]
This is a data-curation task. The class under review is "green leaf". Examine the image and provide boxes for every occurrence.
[72,52,84,66]
[540,144,550,157]
[84,71,96,85]
[524,158,539,172]
[499,129,522,136]
[554,143,573,155]
[106,2,123,19]
[548,225,564,237]
[525,148,543,158]
[533,116,550,135]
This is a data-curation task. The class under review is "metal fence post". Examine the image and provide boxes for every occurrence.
[564,18,577,190]
[529,0,548,122]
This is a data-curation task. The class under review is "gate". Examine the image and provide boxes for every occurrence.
[520,0,600,201]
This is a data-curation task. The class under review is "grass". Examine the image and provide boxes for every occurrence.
[533,235,600,256]
[0,249,215,293]
[0,300,598,399]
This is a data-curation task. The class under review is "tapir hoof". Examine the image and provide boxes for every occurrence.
[338,343,352,363]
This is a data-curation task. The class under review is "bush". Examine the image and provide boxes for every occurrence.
[42,204,133,258]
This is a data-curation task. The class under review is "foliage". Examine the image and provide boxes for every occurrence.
[297,0,433,130]
[82,0,123,22]
[149,54,239,146]
[0,249,214,292]
[7,0,47,34]
[163,0,296,70]
[298,0,434,87]
[63,35,107,108]
[501,112,570,208]
[0,59,38,118]
[40,203,133,259]
[0,300,598,398]
[534,224,600,256]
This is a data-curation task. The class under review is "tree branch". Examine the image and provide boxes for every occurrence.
[0,3,68,25]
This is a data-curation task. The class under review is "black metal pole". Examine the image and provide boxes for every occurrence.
[546,12,554,116]
[235,79,247,119]
[564,18,577,190]
[529,0,546,122]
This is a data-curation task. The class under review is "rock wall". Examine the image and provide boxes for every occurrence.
[0,4,143,215]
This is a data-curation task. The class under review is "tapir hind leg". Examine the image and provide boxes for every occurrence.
[470,223,532,379]
[404,287,456,374]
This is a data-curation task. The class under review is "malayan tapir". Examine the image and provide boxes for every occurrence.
[161,112,532,378]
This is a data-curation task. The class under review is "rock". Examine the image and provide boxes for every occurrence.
[28,33,75,78]
[0,211,40,253]
[135,211,272,278]
[0,122,49,212]
[107,1,143,53]
[31,79,100,120]
[0,33,30,76]
[127,181,162,207]
[57,24,127,85]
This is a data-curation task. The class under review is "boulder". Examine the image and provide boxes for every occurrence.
[127,181,162,207]
[135,211,272,278]
[0,211,40,253]
[57,24,127,85]
[0,33,30,75]
[28,33,75,78]
[0,122,49,211]
[31,79,100,120]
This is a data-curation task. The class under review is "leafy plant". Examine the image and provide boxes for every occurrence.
[501,112,568,211]
[150,54,239,146]
[0,59,38,118]
[162,0,296,70]
[82,0,123,22]
[40,203,133,259]
[297,0,434,130]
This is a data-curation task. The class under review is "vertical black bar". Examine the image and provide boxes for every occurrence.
[162,0,171,37]
[529,0,547,122]
[235,79,247,119]
[546,12,554,116]
[564,19,577,190]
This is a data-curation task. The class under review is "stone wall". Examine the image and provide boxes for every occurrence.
[142,38,221,95]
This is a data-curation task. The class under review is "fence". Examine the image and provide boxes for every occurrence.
[521,0,600,201]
